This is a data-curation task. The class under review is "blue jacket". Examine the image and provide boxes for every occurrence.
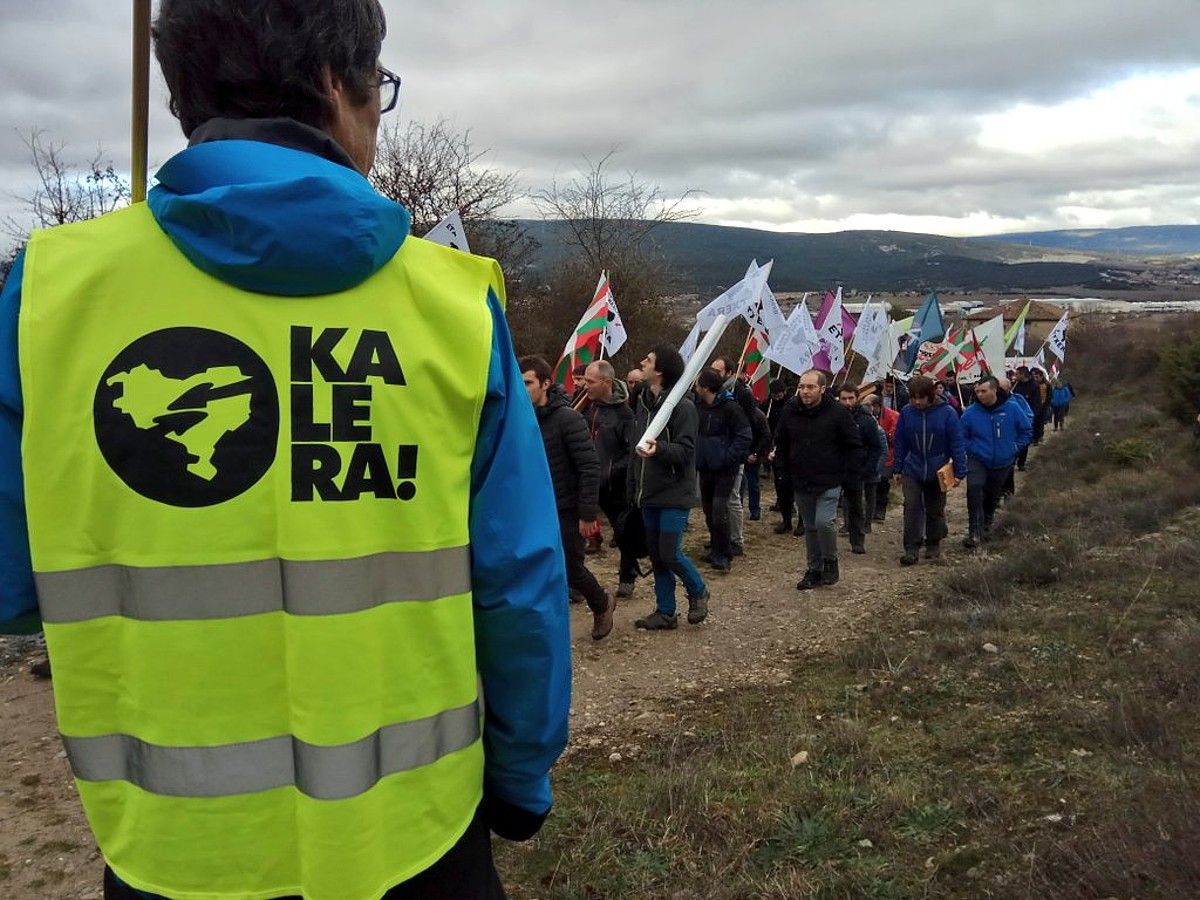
[1051,384,1074,408]
[892,399,968,482]
[1009,391,1035,423]
[959,393,1033,468]
[0,120,571,824]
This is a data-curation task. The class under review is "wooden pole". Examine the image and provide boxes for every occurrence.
[131,0,151,203]
[735,325,753,377]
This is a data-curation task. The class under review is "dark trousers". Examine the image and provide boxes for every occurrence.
[699,470,737,564]
[901,476,947,555]
[1052,406,1066,430]
[966,458,1011,538]
[1032,408,1047,444]
[598,485,646,583]
[774,465,794,524]
[841,479,866,548]
[743,462,762,517]
[558,511,608,613]
[874,469,892,518]
[1016,444,1030,470]
[864,480,880,524]
[104,808,507,899]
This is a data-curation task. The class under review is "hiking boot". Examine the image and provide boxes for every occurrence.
[616,580,635,599]
[731,543,744,557]
[568,589,585,604]
[634,610,678,630]
[924,542,942,561]
[749,511,761,521]
[851,543,866,555]
[899,553,919,566]
[792,523,804,537]
[773,520,793,535]
[873,512,886,523]
[591,594,616,641]
[863,522,872,534]
[29,658,51,680]
[686,589,710,624]
[821,559,840,586]
[796,569,823,590]
[709,557,731,574]
[962,534,979,549]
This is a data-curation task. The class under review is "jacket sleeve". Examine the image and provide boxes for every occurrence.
[892,408,910,476]
[1014,404,1034,451]
[751,409,772,458]
[947,409,968,479]
[470,289,571,839]
[562,409,600,521]
[0,250,39,635]
[863,416,886,478]
[840,407,866,478]
[723,404,752,470]
[654,400,696,468]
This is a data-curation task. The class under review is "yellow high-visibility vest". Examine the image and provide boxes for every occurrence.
[20,202,502,900]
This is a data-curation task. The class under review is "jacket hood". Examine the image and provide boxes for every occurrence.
[537,384,571,419]
[598,378,629,407]
[147,118,411,297]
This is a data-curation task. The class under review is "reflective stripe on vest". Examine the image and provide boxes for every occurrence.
[64,698,481,800]
[20,203,502,900]
[36,546,470,623]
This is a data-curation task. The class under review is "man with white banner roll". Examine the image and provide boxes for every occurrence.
[630,323,732,630]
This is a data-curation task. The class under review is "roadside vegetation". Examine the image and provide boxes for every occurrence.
[496,317,1200,898]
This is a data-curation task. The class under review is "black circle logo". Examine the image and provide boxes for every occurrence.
[94,328,279,507]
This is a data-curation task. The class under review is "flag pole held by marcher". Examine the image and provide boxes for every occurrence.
[131,0,151,203]
[638,314,732,453]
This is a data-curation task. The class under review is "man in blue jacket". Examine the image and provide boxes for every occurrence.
[1,1,570,896]
[892,375,968,565]
[959,376,1033,547]
[695,368,752,573]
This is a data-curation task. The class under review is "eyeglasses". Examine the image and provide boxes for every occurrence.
[377,66,401,113]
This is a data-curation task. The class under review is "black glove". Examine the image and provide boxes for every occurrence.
[481,791,549,842]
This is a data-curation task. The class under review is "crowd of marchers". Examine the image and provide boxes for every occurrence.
[519,351,1076,638]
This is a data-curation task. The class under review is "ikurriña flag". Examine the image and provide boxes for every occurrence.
[553,272,618,393]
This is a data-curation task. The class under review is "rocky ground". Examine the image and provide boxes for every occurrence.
[0,481,973,899]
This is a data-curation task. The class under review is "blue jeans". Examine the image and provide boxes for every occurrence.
[742,462,761,517]
[641,507,706,617]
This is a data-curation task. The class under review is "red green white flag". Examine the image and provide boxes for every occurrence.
[553,273,613,393]
[744,329,769,403]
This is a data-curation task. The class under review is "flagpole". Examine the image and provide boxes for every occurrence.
[596,269,609,363]
[131,0,151,204]
[735,325,753,377]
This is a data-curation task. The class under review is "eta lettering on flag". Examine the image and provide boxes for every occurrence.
[423,209,471,253]
[1045,311,1069,360]
[812,288,856,374]
[552,272,611,393]
[743,329,770,402]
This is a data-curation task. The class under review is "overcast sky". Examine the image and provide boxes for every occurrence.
[3,0,1199,246]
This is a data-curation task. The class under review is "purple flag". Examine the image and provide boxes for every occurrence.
[810,290,859,373]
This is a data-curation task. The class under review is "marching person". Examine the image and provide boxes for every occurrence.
[772,370,864,590]
[892,375,968,565]
[711,356,756,557]
[1050,377,1076,431]
[743,400,772,522]
[629,346,710,629]
[694,368,752,573]
[521,357,615,640]
[959,375,1033,547]
[0,2,571,897]
[863,393,899,522]
[1012,366,1042,468]
[999,375,1035,497]
[582,360,647,598]
[836,385,886,553]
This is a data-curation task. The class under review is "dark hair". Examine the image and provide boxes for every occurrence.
[519,355,552,383]
[976,375,1000,392]
[650,345,685,391]
[715,356,737,375]
[837,383,858,396]
[153,0,386,136]
[697,368,724,393]
[908,375,936,400]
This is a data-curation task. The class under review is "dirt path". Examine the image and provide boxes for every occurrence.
[0,483,970,898]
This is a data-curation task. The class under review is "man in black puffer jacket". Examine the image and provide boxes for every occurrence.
[520,356,615,640]
[836,384,887,555]
[772,369,864,590]
[695,368,752,573]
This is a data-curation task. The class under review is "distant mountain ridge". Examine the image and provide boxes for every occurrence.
[973,224,1200,257]
[517,220,1111,293]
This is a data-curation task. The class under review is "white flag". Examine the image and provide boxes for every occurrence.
[696,260,774,332]
[679,321,701,363]
[974,314,1006,375]
[851,297,887,359]
[816,287,846,374]
[424,209,471,252]
[746,283,787,342]
[1045,311,1069,360]
[599,275,627,356]
[1014,320,1027,355]
[764,298,819,376]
